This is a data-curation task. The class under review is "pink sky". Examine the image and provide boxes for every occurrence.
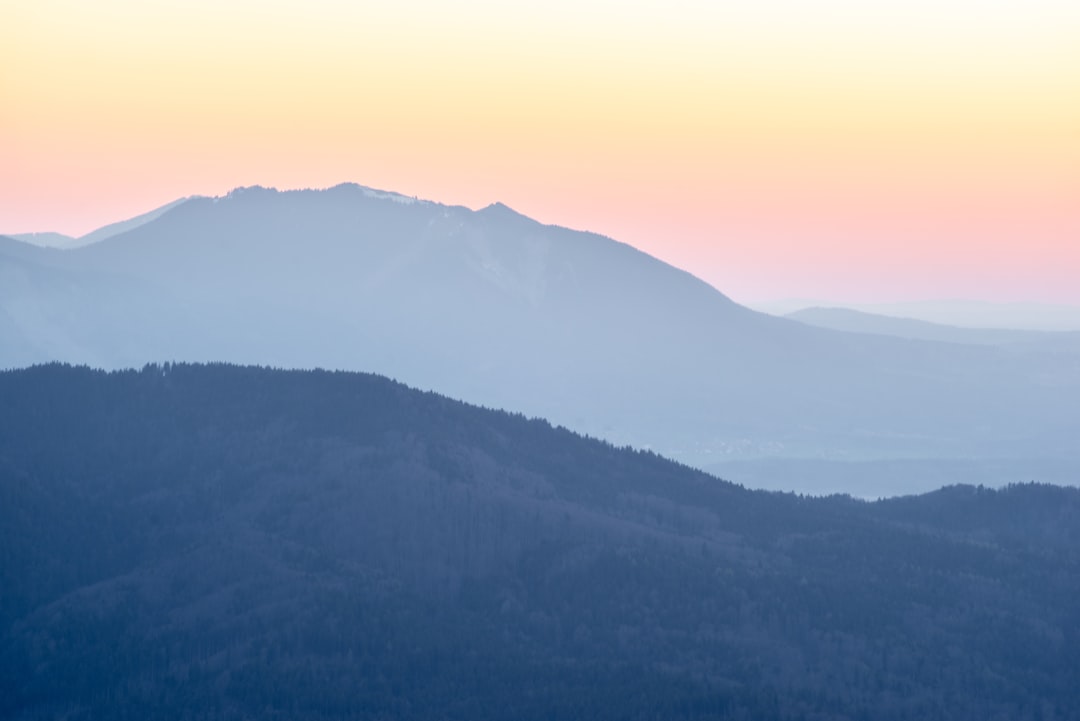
[3,0,1079,304]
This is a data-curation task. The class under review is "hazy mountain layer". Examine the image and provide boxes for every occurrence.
[7,232,76,249]
[2,184,1078,495]
[787,306,1080,353]
[5,197,192,250]
[754,299,1080,332]
[2,364,1078,720]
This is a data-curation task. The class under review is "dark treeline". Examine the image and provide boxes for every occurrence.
[1,363,1078,720]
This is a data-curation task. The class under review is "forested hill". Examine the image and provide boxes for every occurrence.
[2,363,1078,720]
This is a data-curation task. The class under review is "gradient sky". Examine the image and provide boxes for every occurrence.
[3,0,1078,303]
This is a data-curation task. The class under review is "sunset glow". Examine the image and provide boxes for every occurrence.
[4,0,1079,302]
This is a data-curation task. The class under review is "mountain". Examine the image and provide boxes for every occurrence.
[787,306,1080,354]
[4,197,192,250]
[1,363,1078,720]
[755,299,1080,332]
[2,184,1079,496]
[0,235,192,368]
[7,231,77,249]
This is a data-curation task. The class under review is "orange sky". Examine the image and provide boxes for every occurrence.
[3,0,1078,302]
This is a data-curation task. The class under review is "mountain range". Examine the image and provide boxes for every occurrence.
[2,183,1078,496]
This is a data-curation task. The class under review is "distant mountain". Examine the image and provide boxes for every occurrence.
[0,235,195,368]
[2,364,1079,720]
[5,196,192,249]
[7,231,77,249]
[787,306,1080,354]
[2,185,1079,496]
[755,298,1080,332]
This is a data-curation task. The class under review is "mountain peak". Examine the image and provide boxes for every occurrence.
[481,201,516,213]
[479,201,534,224]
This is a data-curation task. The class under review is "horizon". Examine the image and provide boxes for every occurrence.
[4,0,1078,305]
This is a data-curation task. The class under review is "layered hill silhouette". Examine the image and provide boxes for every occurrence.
[2,184,1078,495]
[2,363,1078,720]
[5,197,191,249]
[787,306,1080,353]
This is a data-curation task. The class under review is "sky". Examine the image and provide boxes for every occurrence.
[3,0,1079,304]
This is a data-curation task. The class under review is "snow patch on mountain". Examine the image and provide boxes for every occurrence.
[361,187,424,205]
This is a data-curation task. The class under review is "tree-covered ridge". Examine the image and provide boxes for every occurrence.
[1,363,1078,720]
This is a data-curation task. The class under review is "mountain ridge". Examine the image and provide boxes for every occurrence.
[787,305,1080,353]
[756,298,1080,332]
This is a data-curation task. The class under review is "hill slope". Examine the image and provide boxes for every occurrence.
[1,364,1078,720]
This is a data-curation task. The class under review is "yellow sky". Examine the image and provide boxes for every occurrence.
[3,0,1078,301]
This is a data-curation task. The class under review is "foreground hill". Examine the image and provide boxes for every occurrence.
[2,185,1079,496]
[1,364,1078,720]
